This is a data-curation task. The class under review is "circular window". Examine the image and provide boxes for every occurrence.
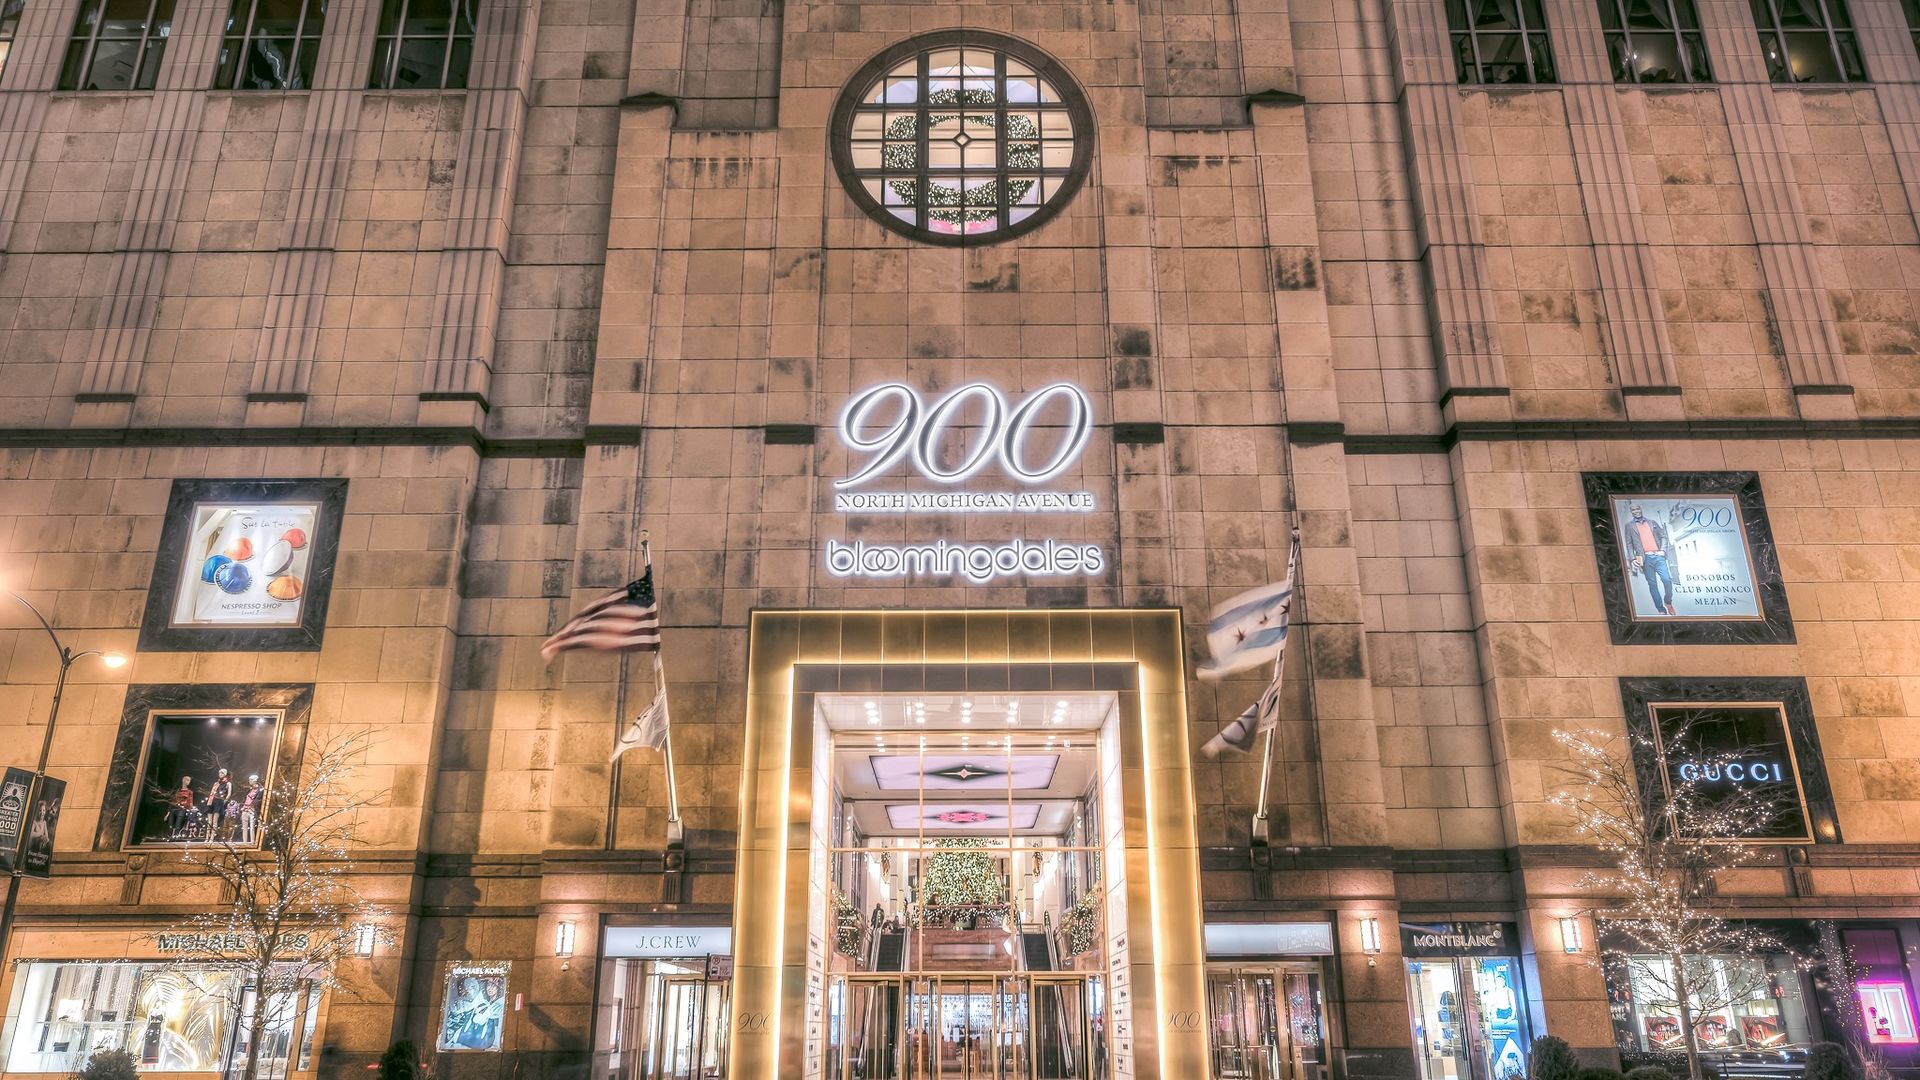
[830,31,1094,245]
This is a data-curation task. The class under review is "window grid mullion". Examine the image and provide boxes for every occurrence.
[140,0,162,87]
[1517,5,1535,82]
[81,0,104,88]
[915,50,928,235]
[996,51,1007,234]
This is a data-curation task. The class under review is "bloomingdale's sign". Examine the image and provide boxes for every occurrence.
[825,382,1104,582]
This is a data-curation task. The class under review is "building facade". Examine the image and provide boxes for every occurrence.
[3,0,1920,1075]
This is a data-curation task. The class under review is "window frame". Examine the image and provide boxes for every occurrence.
[1580,471,1794,646]
[367,0,476,90]
[120,707,287,850]
[213,0,328,90]
[1617,676,1841,846]
[1747,0,1868,83]
[137,477,348,652]
[1444,0,1559,85]
[828,29,1096,247]
[1598,0,1713,83]
[0,0,25,84]
[92,682,313,855]
[1899,0,1920,62]
[57,0,175,90]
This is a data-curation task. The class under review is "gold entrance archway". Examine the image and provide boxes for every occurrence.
[727,608,1209,1080]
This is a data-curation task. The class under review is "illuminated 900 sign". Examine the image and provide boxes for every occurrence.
[837,382,1093,488]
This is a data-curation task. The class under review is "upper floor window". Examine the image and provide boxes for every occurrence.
[1899,0,1920,60]
[1599,0,1712,82]
[57,0,175,90]
[213,0,326,89]
[368,0,475,89]
[1445,0,1558,84]
[828,30,1095,245]
[1748,0,1866,82]
[0,0,24,82]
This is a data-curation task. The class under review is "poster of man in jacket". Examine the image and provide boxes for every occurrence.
[1610,495,1762,620]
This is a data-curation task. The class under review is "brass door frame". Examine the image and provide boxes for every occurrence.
[828,972,1096,1080]
[729,608,1209,1080]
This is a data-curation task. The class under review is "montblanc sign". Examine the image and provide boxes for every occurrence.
[825,381,1105,581]
[1399,921,1518,957]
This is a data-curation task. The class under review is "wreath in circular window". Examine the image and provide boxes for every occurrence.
[830,31,1095,244]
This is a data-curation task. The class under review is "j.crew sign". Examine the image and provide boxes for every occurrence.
[603,925,731,958]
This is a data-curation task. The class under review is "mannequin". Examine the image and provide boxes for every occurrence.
[169,777,196,839]
[239,774,263,844]
[205,769,233,841]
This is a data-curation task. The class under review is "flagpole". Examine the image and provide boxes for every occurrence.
[1251,653,1281,845]
[656,651,683,845]
[1251,526,1299,845]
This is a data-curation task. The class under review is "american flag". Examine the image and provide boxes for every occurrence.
[541,564,662,662]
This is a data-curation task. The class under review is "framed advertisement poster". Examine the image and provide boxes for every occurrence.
[19,775,64,878]
[438,963,510,1052]
[139,479,347,651]
[1619,677,1839,845]
[1583,473,1792,645]
[0,767,32,874]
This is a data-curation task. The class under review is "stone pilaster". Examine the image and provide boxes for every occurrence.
[417,0,536,423]
[1384,0,1512,414]
[1545,0,1683,405]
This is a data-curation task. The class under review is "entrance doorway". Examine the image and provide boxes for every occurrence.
[812,687,1122,1080]
[1206,965,1328,1080]
[732,612,1212,1080]
[824,972,1101,1080]
[602,959,730,1080]
[1404,957,1530,1080]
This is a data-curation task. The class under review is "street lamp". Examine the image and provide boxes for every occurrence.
[0,593,126,958]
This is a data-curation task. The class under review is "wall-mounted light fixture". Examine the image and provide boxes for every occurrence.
[1359,916,1382,965]
[1559,915,1583,954]
[353,924,377,957]
[555,920,577,958]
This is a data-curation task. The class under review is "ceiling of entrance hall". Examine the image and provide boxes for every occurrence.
[815,692,1116,732]
[821,692,1110,837]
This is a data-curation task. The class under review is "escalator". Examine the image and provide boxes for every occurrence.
[876,932,905,972]
[1021,932,1052,972]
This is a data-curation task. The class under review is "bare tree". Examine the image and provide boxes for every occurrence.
[153,729,390,1080]
[1549,727,1798,1080]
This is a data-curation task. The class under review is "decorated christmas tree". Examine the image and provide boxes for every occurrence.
[922,838,1003,907]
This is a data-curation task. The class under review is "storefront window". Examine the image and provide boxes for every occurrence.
[1843,929,1919,1046]
[3,962,319,1074]
[1607,953,1814,1063]
[1406,957,1530,1080]
[127,712,280,848]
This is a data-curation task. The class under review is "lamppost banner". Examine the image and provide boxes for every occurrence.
[19,775,64,880]
[0,767,32,875]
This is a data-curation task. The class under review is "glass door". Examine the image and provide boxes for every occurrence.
[1406,959,1531,1080]
[826,973,1092,1080]
[1407,960,1471,1080]
[935,978,994,1079]
[1030,975,1093,1080]
[652,975,727,1080]
[1209,969,1280,1080]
